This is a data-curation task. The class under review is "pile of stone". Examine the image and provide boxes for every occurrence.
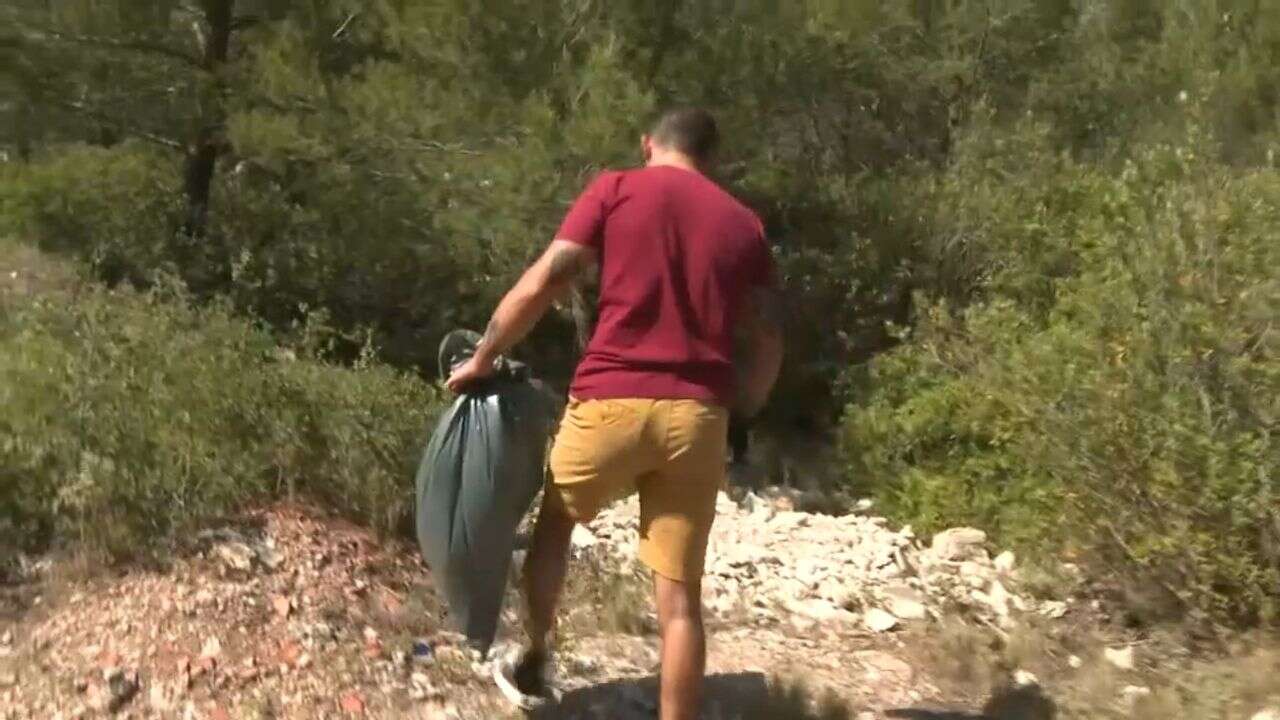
[580,489,1069,633]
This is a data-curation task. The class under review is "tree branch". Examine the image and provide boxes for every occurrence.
[48,98,186,150]
[26,27,202,69]
[332,12,359,40]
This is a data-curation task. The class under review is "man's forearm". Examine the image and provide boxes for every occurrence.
[736,330,783,417]
[473,284,557,364]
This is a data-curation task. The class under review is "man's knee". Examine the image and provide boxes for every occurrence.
[654,574,703,626]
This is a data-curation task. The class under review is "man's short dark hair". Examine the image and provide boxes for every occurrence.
[650,107,720,162]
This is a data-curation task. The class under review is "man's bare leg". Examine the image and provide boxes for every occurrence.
[522,498,575,656]
[654,573,706,720]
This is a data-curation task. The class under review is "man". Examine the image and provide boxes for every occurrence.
[446,107,784,720]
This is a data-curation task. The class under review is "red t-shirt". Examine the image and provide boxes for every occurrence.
[556,165,774,405]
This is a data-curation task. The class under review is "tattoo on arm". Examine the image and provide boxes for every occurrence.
[473,241,595,361]
[545,242,592,287]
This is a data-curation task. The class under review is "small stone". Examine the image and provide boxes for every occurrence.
[278,640,303,667]
[864,608,899,632]
[148,682,171,710]
[200,636,222,659]
[297,652,312,669]
[986,580,1013,618]
[213,542,255,573]
[853,498,875,513]
[255,546,283,570]
[272,595,292,619]
[1120,685,1151,707]
[881,584,928,621]
[788,599,854,623]
[339,691,365,714]
[1104,646,1135,671]
[1013,669,1039,687]
[958,560,995,588]
[571,525,599,550]
[1068,655,1083,670]
[0,670,16,687]
[1251,709,1280,720]
[1039,600,1069,619]
[0,630,11,646]
[930,528,988,561]
[993,550,1017,574]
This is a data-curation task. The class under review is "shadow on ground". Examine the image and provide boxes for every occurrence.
[536,674,1057,720]
[888,684,1058,720]
[536,671,862,719]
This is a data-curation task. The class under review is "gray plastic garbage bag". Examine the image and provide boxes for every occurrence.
[415,330,560,652]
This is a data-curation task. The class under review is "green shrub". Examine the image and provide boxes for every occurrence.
[0,273,442,561]
[842,121,1280,624]
[0,143,183,284]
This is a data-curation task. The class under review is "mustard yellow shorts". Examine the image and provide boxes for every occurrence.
[546,397,728,583]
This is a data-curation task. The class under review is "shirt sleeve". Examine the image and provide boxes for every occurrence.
[555,171,620,249]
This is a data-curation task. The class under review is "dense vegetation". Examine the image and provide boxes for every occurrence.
[0,255,441,562]
[1,1,1277,624]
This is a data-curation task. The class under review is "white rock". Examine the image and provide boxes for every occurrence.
[1251,709,1280,720]
[1013,669,1039,687]
[993,550,1017,574]
[200,636,221,659]
[930,528,987,561]
[1120,685,1151,707]
[570,525,598,550]
[1068,655,1083,669]
[1039,600,1069,619]
[983,580,1013,618]
[1104,646,1135,671]
[787,599,855,623]
[789,615,817,633]
[881,584,929,621]
[958,560,995,588]
[213,542,254,572]
[864,608,899,633]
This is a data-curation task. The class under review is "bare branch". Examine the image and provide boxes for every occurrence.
[25,27,201,69]
[332,12,359,40]
[48,98,186,150]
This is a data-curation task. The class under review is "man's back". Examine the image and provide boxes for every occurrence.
[556,165,772,405]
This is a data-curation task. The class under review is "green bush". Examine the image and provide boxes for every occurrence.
[0,143,184,284]
[842,121,1280,624]
[0,273,442,561]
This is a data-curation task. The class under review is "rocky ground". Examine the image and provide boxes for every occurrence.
[2,494,1277,720]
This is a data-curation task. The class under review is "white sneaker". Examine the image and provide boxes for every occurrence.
[492,646,561,711]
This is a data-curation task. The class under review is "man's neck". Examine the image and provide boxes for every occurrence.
[646,152,701,174]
